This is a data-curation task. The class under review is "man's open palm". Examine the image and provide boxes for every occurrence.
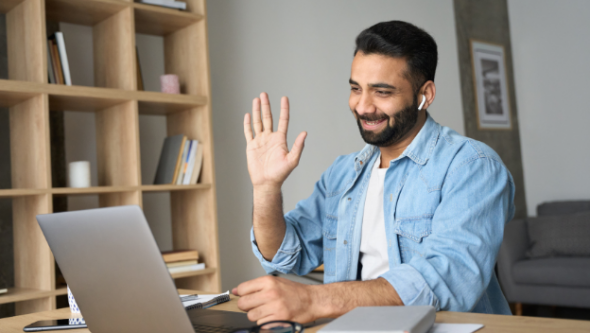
[244,93,307,189]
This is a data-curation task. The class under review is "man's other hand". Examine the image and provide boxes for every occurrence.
[232,275,317,325]
[244,93,307,191]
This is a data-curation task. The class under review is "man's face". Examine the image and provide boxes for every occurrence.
[349,53,419,147]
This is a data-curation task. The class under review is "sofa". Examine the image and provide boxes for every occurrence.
[498,200,590,310]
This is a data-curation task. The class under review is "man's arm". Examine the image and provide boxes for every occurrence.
[244,92,307,260]
[233,276,403,324]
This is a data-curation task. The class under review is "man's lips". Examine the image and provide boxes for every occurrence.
[361,118,387,130]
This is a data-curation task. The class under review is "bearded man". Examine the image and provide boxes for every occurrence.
[234,20,515,324]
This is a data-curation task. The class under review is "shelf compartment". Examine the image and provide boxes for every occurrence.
[134,3,203,36]
[0,287,67,305]
[0,189,48,197]
[45,0,128,26]
[170,267,216,280]
[140,184,211,192]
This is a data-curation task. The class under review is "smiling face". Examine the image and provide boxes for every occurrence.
[349,52,420,147]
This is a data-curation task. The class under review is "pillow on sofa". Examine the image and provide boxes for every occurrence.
[526,211,590,258]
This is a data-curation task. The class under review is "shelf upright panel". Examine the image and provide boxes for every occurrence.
[5,0,46,83]
[93,5,143,208]
[9,96,54,315]
[5,0,55,314]
[165,0,221,292]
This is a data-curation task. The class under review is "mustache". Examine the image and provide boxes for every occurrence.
[354,111,390,122]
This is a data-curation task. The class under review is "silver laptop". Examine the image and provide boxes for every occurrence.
[37,205,253,333]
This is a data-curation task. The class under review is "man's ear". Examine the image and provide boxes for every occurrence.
[419,81,436,111]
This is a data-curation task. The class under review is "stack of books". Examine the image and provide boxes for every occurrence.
[47,32,71,85]
[162,250,205,274]
[153,134,204,185]
[137,0,187,10]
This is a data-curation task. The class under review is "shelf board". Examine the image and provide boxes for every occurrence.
[0,189,49,198]
[51,186,137,196]
[134,3,204,36]
[0,80,207,113]
[170,267,216,280]
[46,0,128,26]
[141,184,211,192]
[0,287,67,305]
[0,0,24,14]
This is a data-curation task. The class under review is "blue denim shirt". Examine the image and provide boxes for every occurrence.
[251,114,514,314]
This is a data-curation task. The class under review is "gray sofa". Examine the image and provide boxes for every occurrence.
[498,200,590,309]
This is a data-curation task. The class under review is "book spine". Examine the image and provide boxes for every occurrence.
[176,141,190,185]
[49,38,64,84]
[55,32,72,86]
[181,140,194,184]
[183,140,197,185]
[171,136,187,184]
[46,42,56,84]
[139,0,186,10]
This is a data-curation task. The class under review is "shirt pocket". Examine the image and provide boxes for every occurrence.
[394,214,433,243]
[323,213,338,276]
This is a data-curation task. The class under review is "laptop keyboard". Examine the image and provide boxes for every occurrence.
[192,324,236,332]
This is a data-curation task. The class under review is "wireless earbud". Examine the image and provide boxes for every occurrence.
[418,95,426,111]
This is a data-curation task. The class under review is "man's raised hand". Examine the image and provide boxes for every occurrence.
[244,93,307,190]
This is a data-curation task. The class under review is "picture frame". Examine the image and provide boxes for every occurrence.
[470,40,512,130]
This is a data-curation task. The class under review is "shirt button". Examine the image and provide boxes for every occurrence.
[347,197,351,201]
[344,240,348,245]
[360,161,363,165]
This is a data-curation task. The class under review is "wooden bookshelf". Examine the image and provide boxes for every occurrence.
[0,0,221,315]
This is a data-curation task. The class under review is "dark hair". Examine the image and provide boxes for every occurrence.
[354,20,438,92]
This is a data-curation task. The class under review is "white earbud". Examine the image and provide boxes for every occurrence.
[418,95,426,111]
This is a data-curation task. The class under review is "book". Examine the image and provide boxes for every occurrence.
[54,32,72,86]
[189,142,204,184]
[168,262,205,274]
[154,134,186,184]
[182,140,198,185]
[138,0,187,10]
[162,249,199,263]
[46,42,56,84]
[175,140,190,185]
[49,38,64,84]
[181,291,230,310]
[136,47,144,91]
[166,260,198,268]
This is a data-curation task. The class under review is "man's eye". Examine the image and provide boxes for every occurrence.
[351,87,360,92]
[376,91,391,96]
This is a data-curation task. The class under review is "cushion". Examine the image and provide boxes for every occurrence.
[526,212,590,258]
[537,200,590,217]
[513,257,590,288]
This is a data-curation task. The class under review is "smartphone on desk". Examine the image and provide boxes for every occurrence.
[23,318,87,332]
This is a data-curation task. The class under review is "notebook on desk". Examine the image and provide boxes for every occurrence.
[37,206,254,333]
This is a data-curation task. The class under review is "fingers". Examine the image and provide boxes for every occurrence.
[244,113,253,142]
[234,276,272,297]
[252,97,263,134]
[260,92,273,132]
[288,131,307,166]
[277,96,290,135]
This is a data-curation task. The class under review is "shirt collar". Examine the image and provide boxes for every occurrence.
[354,112,440,170]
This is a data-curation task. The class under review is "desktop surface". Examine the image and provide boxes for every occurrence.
[2,289,590,333]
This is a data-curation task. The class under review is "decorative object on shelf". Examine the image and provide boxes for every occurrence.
[138,0,187,11]
[0,288,7,294]
[67,286,81,314]
[68,161,91,188]
[154,135,204,185]
[160,74,180,94]
[470,40,512,130]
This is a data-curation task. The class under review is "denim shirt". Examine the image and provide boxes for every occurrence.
[251,114,514,314]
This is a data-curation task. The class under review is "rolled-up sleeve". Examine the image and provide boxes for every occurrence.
[251,164,334,276]
[380,156,515,312]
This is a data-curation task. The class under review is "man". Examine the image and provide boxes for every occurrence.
[233,20,515,324]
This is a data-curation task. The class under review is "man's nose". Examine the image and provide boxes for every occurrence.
[356,92,376,115]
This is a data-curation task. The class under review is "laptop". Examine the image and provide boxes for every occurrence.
[36,205,254,333]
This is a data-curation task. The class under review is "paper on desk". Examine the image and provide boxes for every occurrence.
[427,323,484,333]
[180,291,230,308]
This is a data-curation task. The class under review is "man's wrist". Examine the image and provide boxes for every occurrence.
[253,183,282,195]
[308,284,334,319]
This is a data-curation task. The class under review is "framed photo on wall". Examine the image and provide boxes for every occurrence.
[470,40,512,130]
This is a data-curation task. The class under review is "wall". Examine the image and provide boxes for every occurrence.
[508,0,590,215]
[453,0,527,219]
[207,0,465,290]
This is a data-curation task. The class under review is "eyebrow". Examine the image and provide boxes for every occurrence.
[349,79,398,90]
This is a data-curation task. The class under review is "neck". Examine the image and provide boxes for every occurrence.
[378,111,427,168]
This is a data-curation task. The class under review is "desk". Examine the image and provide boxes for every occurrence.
[1,289,590,333]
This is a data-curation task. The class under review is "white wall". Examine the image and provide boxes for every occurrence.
[207,0,464,290]
[508,0,590,216]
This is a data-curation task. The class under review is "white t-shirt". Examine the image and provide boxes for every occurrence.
[360,154,390,281]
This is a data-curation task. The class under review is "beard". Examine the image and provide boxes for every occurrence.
[354,95,419,147]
